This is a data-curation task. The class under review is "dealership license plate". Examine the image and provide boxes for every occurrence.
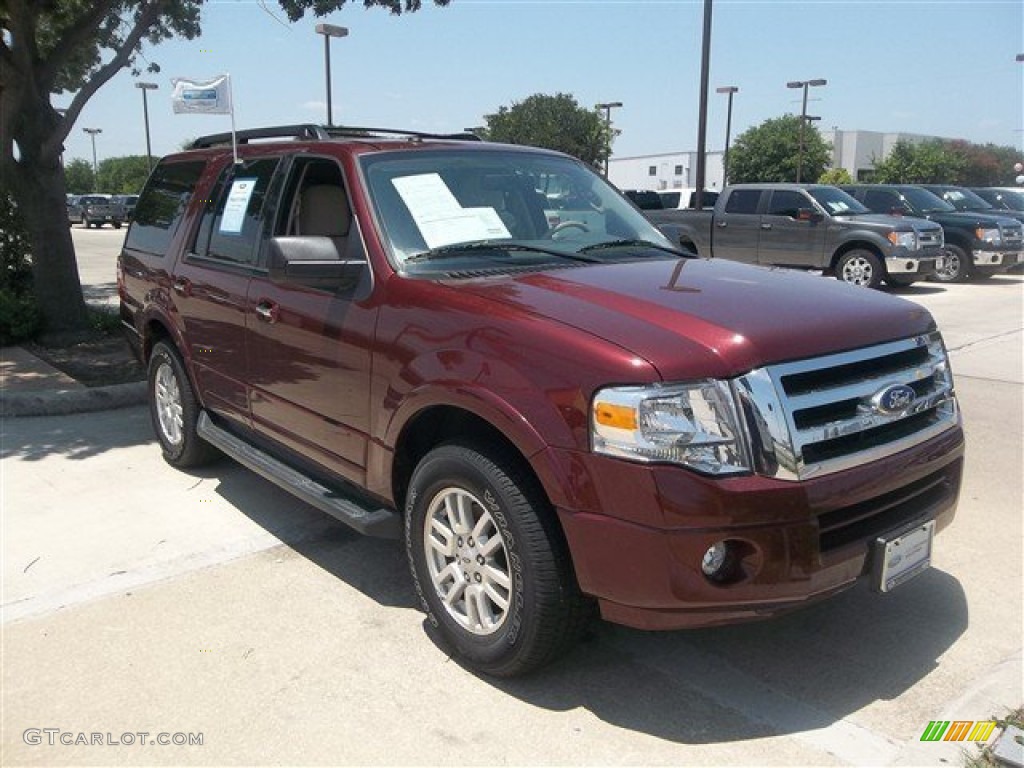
[874,520,935,593]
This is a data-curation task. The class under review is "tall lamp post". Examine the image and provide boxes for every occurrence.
[83,127,102,190]
[135,82,158,174]
[595,101,623,177]
[715,85,739,186]
[315,23,349,127]
[786,78,827,182]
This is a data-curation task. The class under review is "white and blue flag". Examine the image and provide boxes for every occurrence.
[170,75,232,115]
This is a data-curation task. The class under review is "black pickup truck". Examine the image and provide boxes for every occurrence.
[646,183,945,289]
[841,185,1024,282]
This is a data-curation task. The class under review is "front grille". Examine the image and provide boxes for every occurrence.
[817,463,960,552]
[1000,223,1023,247]
[735,333,959,480]
[918,229,943,248]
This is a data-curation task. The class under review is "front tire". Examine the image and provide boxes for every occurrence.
[406,443,591,677]
[933,244,970,283]
[147,341,219,468]
[836,249,883,289]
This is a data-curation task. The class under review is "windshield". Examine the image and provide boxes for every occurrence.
[936,187,992,212]
[901,187,955,213]
[807,187,870,216]
[360,148,675,270]
[989,189,1024,210]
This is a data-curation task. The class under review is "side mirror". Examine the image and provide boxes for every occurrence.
[796,208,823,223]
[890,207,908,216]
[268,236,365,290]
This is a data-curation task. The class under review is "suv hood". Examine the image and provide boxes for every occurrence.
[922,209,1021,229]
[454,258,934,382]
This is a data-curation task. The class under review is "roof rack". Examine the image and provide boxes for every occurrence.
[189,123,483,150]
[190,124,329,149]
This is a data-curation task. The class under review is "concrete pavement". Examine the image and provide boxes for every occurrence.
[1,230,1021,765]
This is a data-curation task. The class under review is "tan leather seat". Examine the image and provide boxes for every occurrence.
[298,185,351,238]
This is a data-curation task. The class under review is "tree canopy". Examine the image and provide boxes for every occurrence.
[871,139,1018,186]
[727,115,831,184]
[1,0,449,336]
[484,93,611,169]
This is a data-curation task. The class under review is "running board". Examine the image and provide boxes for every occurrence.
[197,412,402,539]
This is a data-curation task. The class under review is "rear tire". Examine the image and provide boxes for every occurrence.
[836,249,883,289]
[147,341,220,468]
[406,443,592,677]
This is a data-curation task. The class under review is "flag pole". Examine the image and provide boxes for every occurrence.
[228,73,239,164]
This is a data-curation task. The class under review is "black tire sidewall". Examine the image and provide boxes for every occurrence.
[147,341,208,466]
[406,446,535,672]
[934,244,969,282]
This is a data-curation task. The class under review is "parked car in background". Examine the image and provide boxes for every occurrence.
[920,184,1024,226]
[622,189,665,210]
[842,184,1024,282]
[657,187,719,210]
[78,194,125,228]
[66,195,83,225]
[970,187,1024,214]
[111,194,139,220]
[647,183,945,289]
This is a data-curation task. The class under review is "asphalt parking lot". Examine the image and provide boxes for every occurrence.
[2,227,1021,766]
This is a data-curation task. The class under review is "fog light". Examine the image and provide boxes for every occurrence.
[701,541,730,578]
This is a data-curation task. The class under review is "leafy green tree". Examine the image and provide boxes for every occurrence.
[64,159,95,195]
[818,167,853,185]
[871,140,965,184]
[727,115,831,184]
[484,93,611,168]
[946,141,1020,186]
[1,0,449,338]
[0,188,41,344]
[97,155,153,194]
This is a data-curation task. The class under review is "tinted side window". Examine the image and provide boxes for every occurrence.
[766,190,808,218]
[194,159,280,266]
[724,189,761,214]
[125,161,205,256]
[863,189,900,213]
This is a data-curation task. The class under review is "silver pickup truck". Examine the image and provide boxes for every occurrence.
[646,183,946,289]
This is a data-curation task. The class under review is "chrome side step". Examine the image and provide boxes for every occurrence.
[197,412,402,539]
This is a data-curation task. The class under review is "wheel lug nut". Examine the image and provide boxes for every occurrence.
[467,537,474,547]
[457,537,463,547]
[474,573,482,583]
[477,555,485,565]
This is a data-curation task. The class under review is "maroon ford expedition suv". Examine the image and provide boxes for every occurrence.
[118,125,964,676]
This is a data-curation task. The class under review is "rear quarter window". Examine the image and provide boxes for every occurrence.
[125,160,205,256]
[724,189,761,214]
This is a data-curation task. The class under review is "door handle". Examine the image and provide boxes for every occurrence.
[254,300,279,324]
[760,223,773,230]
[173,277,191,296]
[716,221,728,228]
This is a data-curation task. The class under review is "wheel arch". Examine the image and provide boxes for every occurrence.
[829,240,885,272]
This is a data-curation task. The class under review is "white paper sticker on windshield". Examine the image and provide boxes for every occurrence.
[392,173,511,249]
[219,177,257,234]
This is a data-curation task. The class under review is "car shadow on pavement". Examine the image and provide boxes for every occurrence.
[885,283,946,296]
[484,567,967,744]
[0,405,153,461]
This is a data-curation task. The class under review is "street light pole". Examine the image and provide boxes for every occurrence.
[83,127,102,190]
[315,23,349,127]
[135,82,158,174]
[786,78,826,182]
[694,0,713,209]
[595,101,623,177]
[715,85,738,186]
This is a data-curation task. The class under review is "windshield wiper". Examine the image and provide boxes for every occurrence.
[578,239,690,257]
[405,241,600,265]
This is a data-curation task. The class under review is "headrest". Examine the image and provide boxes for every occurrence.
[299,185,351,237]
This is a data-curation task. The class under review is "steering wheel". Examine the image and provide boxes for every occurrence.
[546,220,590,239]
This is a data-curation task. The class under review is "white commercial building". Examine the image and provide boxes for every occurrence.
[609,130,949,192]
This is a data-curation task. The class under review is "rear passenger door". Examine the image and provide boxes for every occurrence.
[245,156,376,487]
[713,188,763,263]
[173,156,282,427]
[758,189,827,268]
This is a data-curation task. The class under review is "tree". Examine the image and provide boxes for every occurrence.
[871,139,966,184]
[727,115,831,184]
[64,159,95,195]
[1,0,448,338]
[945,140,1020,186]
[97,155,152,194]
[484,93,610,169]
[818,167,852,185]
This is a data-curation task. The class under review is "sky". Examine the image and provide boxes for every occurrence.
[55,0,1024,169]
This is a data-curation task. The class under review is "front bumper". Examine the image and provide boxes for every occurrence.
[884,253,941,276]
[551,424,964,630]
[972,249,1024,269]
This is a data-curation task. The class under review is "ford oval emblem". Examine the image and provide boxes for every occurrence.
[873,384,916,415]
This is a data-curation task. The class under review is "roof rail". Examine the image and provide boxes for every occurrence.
[325,126,483,142]
[190,124,330,149]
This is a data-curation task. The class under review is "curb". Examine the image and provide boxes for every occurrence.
[0,381,147,418]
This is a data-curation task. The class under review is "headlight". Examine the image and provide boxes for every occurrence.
[591,381,751,475]
[887,231,918,250]
[975,227,1001,244]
